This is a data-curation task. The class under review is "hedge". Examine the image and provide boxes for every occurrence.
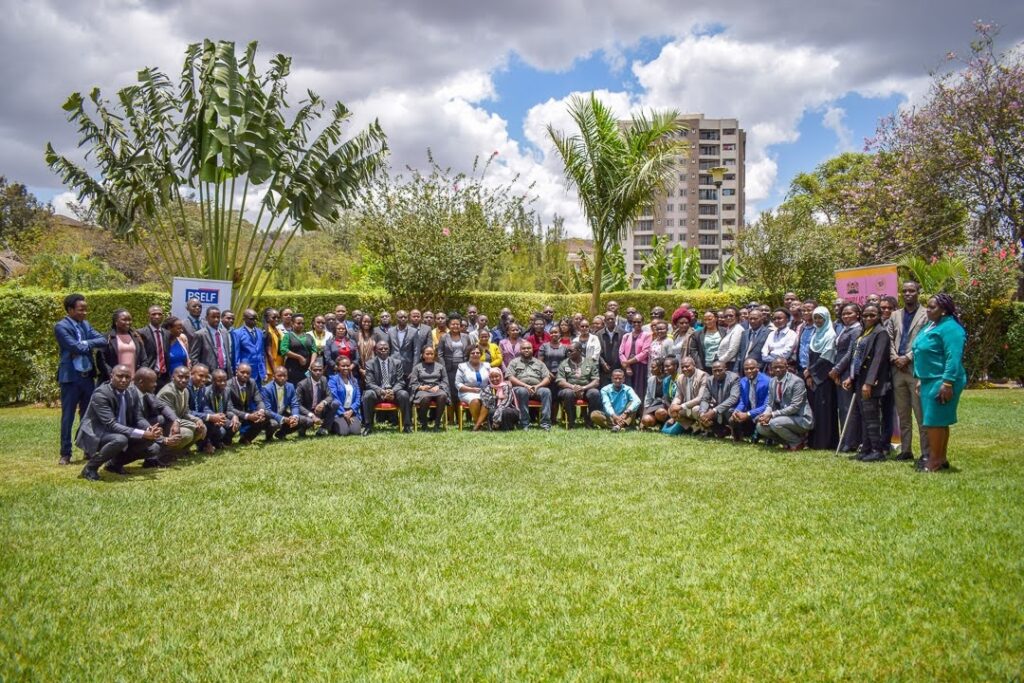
[990,302,1024,384]
[2,285,765,404]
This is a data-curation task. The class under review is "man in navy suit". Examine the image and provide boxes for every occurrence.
[231,308,266,387]
[730,357,771,442]
[54,293,108,465]
[261,366,314,439]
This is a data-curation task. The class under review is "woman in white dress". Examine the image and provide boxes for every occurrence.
[456,346,491,431]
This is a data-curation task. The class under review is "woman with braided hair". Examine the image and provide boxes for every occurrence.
[912,293,968,472]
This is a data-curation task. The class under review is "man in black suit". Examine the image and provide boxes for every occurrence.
[374,311,393,340]
[190,306,233,376]
[598,311,623,387]
[742,308,771,370]
[203,369,241,448]
[78,365,163,480]
[131,367,182,465]
[296,361,334,436]
[388,310,419,378]
[136,305,170,387]
[362,340,411,434]
[226,362,275,444]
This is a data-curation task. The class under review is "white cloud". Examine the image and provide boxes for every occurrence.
[822,106,855,152]
[51,191,80,218]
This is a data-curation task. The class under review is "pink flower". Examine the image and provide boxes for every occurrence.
[981,247,989,254]
[441,228,450,237]
[971,279,980,286]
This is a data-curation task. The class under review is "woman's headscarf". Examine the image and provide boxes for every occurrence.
[488,368,506,398]
[809,305,837,362]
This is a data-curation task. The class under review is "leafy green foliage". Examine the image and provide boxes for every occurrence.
[670,245,702,290]
[990,302,1024,384]
[562,243,629,294]
[358,153,530,306]
[45,39,388,313]
[896,254,967,297]
[548,94,687,314]
[955,241,1019,381]
[475,215,573,292]
[0,176,53,251]
[20,253,127,290]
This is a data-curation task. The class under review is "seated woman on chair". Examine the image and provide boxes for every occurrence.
[408,346,449,431]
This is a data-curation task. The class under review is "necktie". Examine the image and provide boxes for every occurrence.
[381,359,391,386]
[749,381,757,408]
[240,382,247,407]
[215,332,225,368]
[277,385,285,413]
[117,391,127,425]
[312,381,318,406]
[777,381,783,404]
[154,326,166,373]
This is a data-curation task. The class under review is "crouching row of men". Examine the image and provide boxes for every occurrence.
[77,359,351,481]
[654,357,815,449]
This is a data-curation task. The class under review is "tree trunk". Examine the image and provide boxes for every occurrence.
[589,243,603,318]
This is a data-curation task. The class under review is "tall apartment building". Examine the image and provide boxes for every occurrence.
[620,114,745,286]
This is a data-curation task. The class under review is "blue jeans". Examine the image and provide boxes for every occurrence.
[513,386,551,428]
[60,375,95,456]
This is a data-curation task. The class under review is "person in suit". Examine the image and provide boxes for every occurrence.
[157,366,207,455]
[386,310,418,378]
[697,311,722,370]
[889,281,930,462]
[408,345,450,431]
[231,309,266,388]
[761,309,798,370]
[55,293,108,465]
[696,360,741,438]
[190,306,233,377]
[327,356,363,436]
[667,356,709,433]
[296,360,334,437]
[203,368,240,449]
[263,308,284,383]
[912,293,968,472]
[373,311,393,340]
[185,363,217,453]
[730,357,771,441]
[131,367,182,465]
[456,346,492,431]
[830,303,863,453]
[97,308,147,381]
[261,366,314,439]
[742,308,770,370]
[714,306,746,373]
[77,365,163,480]
[137,305,169,386]
[842,304,892,462]
[757,358,815,450]
[226,362,273,444]
[598,312,623,387]
[362,340,412,434]
[182,297,204,341]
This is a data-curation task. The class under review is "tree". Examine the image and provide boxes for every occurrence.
[358,152,530,306]
[896,254,967,296]
[548,94,687,315]
[475,214,573,292]
[0,177,52,252]
[871,22,1024,295]
[638,235,671,290]
[561,243,629,294]
[670,245,702,290]
[736,204,842,303]
[45,39,387,314]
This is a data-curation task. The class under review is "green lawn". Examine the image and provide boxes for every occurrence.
[2,391,1023,680]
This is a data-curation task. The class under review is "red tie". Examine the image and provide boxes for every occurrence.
[215,332,225,368]
[154,326,166,373]
[777,381,783,404]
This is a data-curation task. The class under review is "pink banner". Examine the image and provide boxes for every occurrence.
[835,264,898,305]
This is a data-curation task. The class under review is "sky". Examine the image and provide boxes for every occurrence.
[2,1,1021,237]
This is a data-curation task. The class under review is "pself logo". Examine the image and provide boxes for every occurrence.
[186,288,220,304]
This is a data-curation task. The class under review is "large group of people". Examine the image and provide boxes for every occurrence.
[54,284,968,481]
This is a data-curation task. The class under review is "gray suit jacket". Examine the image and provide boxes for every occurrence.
[190,325,234,374]
[364,355,408,394]
[75,382,150,454]
[889,305,928,363]
[698,371,741,415]
[672,368,709,409]
[766,372,814,429]
[388,325,420,376]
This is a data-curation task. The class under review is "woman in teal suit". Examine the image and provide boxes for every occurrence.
[912,293,967,472]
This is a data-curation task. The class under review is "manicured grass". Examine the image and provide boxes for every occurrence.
[2,391,1023,680]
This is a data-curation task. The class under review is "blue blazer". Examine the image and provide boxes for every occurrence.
[737,371,771,419]
[54,316,107,383]
[261,381,301,422]
[328,374,362,420]
[232,325,266,382]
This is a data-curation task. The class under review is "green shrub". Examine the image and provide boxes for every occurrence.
[990,302,1024,384]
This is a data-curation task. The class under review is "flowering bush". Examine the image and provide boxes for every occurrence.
[954,240,1019,380]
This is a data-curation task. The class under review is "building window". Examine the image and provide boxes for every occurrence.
[667,203,674,212]
[725,173,736,181]
[679,218,687,227]
[722,218,736,226]
[700,264,716,276]
[699,130,721,140]
[636,219,654,231]
[723,158,736,166]
[666,219,674,227]
[698,189,718,200]
[698,205,718,216]
[722,188,735,196]
[698,160,718,170]
[699,219,718,230]
[635,234,653,246]
[679,173,687,181]
[723,143,736,151]
[698,174,712,185]
[723,203,736,211]
[700,248,719,260]
[723,128,736,135]
[699,145,719,156]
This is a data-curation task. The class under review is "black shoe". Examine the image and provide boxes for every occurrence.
[360,426,372,436]
[895,452,915,461]
[315,428,328,437]
[860,451,887,462]
[142,458,161,469]
[402,426,412,434]
[541,424,551,431]
[104,463,128,475]
[58,455,71,466]
[80,467,100,481]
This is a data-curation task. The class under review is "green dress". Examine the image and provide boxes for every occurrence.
[911,316,967,427]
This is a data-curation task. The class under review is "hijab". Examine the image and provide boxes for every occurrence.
[809,305,837,362]
[488,368,507,399]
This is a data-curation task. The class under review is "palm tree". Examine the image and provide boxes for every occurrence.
[548,94,687,315]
